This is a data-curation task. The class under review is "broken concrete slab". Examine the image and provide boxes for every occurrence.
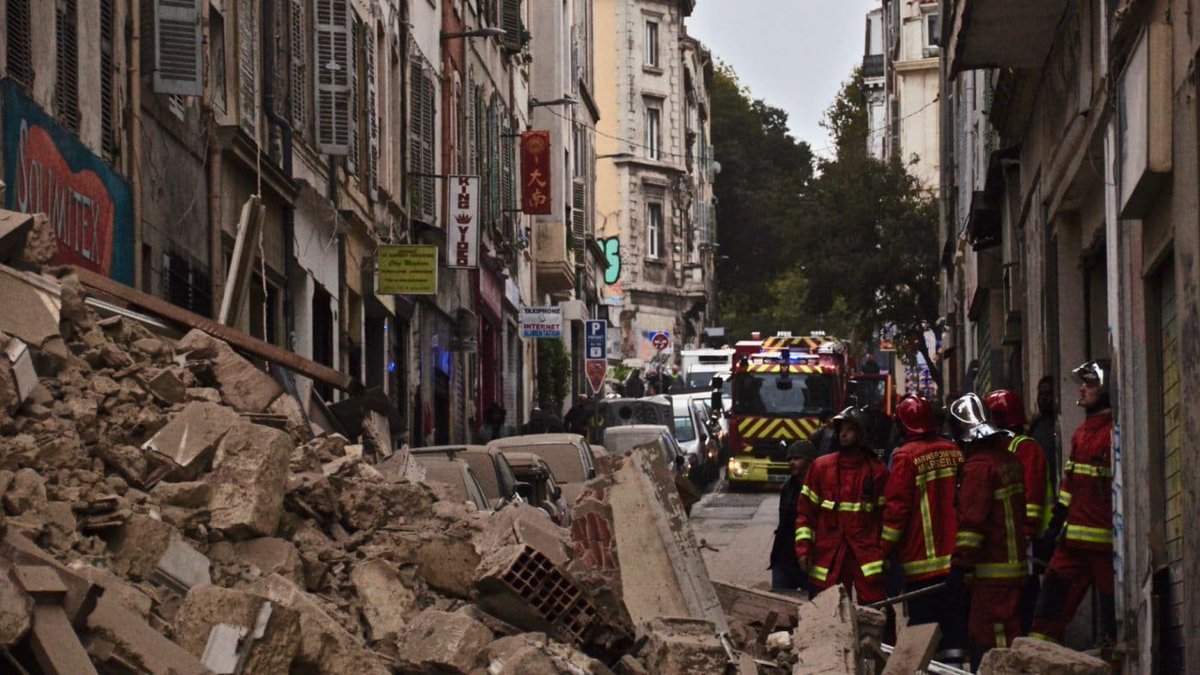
[3,468,47,516]
[642,617,728,675]
[0,264,61,348]
[0,564,32,646]
[85,591,210,675]
[351,559,419,642]
[978,636,1109,675]
[570,447,727,634]
[19,214,57,267]
[330,472,435,533]
[249,573,389,674]
[206,421,291,538]
[395,608,493,674]
[414,533,480,599]
[67,562,154,620]
[176,329,284,413]
[175,585,301,674]
[30,604,99,675]
[106,514,211,593]
[881,622,940,675]
[0,210,34,264]
[152,481,212,509]
[143,368,188,405]
[792,587,860,675]
[0,337,37,414]
[142,401,243,482]
[477,502,572,566]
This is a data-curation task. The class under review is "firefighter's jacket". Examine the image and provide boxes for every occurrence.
[1057,411,1115,551]
[1007,433,1049,538]
[794,448,889,585]
[880,437,963,582]
[953,438,1028,585]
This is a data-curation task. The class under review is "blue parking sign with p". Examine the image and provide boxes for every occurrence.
[585,321,607,360]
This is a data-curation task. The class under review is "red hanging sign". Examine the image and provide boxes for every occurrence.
[521,131,552,215]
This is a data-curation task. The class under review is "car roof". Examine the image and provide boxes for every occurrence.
[604,424,669,435]
[488,433,584,447]
[500,451,548,468]
[410,444,488,456]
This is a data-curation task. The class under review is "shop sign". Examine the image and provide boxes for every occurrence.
[377,245,438,295]
[447,175,479,268]
[520,306,562,339]
[521,131,551,215]
[2,81,133,284]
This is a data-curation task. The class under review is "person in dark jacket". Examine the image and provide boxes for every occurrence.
[624,369,646,398]
[771,440,819,593]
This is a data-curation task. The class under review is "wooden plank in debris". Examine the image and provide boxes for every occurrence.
[881,622,941,675]
[70,265,358,393]
[712,580,803,629]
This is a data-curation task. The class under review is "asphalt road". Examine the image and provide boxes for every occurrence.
[690,475,780,591]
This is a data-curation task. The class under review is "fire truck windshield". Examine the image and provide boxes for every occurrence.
[732,373,835,417]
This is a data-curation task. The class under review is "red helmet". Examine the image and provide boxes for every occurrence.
[985,389,1027,428]
[896,395,937,439]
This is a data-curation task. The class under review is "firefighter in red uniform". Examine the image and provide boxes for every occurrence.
[1031,360,1117,646]
[880,396,966,666]
[986,389,1051,631]
[794,407,889,603]
[948,393,1028,667]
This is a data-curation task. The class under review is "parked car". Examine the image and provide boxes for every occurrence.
[487,434,596,503]
[400,445,523,509]
[408,454,492,513]
[672,394,720,485]
[501,452,572,526]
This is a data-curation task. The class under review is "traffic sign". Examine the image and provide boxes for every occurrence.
[585,320,607,394]
[651,332,670,351]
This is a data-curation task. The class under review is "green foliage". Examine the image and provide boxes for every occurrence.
[536,339,572,409]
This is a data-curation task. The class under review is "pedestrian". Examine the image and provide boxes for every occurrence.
[879,396,967,667]
[475,403,515,443]
[794,407,889,603]
[563,395,593,436]
[985,389,1052,631]
[948,393,1028,668]
[861,352,881,375]
[770,440,818,594]
[669,364,684,391]
[1026,376,1060,491]
[624,368,645,398]
[1030,361,1117,649]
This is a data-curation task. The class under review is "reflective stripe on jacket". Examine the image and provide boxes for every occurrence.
[880,437,963,581]
[795,447,889,587]
[1056,412,1114,551]
[1007,434,1050,538]
[953,436,1028,586]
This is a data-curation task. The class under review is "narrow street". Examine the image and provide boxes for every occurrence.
[691,478,779,590]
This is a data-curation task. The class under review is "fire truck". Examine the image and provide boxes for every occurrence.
[724,334,854,487]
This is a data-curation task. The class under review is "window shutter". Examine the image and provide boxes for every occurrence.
[408,60,424,214]
[500,0,524,52]
[289,0,306,134]
[501,118,513,233]
[100,0,117,157]
[237,0,258,135]
[6,0,33,89]
[314,0,351,155]
[421,72,436,219]
[572,181,587,251]
[150,0,203,96]
[365,26,379,198]
[467,86,478,173]
[55,0,81,133]
[346,17,360,175]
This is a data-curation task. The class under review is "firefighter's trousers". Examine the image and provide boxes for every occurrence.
[809,549,886,604]
[967,583,1022,666]
[1029,546,1114,644]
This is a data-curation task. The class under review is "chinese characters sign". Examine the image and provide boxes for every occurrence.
[521,131,551,215]
[448,175,479,269]
[2,81,133,284]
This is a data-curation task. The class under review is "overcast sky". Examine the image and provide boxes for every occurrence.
[688,0,879,158]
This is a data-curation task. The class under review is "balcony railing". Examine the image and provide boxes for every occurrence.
[862,54,886,79]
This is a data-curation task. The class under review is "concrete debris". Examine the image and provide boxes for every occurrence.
[978,636,1109,675]
[86,591,210,674]
[0,564,33,646]
[0,209,34,263]
[792,586,860,675]
[0,337,37,414]
[395,608,493,674]
[107,514,211,593]
[176,329,284,413]
[206,420,290,538]
[350,558,418,641]
[642,617,728,674]
[0,265,61,348]
[475,543,600,645]
[143,401,243,481]
[232,537,305,586]
[175,585,301,674]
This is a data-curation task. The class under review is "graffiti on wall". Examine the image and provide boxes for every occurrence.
[2,81,134,283]
[600,236,624,304]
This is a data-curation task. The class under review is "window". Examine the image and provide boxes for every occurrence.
[865,11,883,56]
[645,105,661,160]
[925,13,941,49]
[55,0,81,133]
[6,0,33,89]
[644,20,659,68]
[647,203,663,259]
[288,0,306,134]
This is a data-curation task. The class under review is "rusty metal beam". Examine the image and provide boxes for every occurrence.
[70,266,359,393]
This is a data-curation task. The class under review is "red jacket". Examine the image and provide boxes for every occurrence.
[953,436,1028,586]
[1057,412,1114,551]
[795,448,889,587]
[880,437,963,581]
[1007,434,1049,538]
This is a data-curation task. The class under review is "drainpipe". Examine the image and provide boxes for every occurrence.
[131,0,145,290]
[261,0,297,346]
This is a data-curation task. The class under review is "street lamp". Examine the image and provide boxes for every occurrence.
[530,97,579,109]
[440,27,507,40]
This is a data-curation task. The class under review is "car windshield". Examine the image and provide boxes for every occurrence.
[732,373,834,416]
[525,443,587,483]
[419,459,468,501]
[686,371,718,388]
[674,415,696,442]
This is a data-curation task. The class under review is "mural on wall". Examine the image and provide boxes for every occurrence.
[600,236,624,304]
[2,81,134,284]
